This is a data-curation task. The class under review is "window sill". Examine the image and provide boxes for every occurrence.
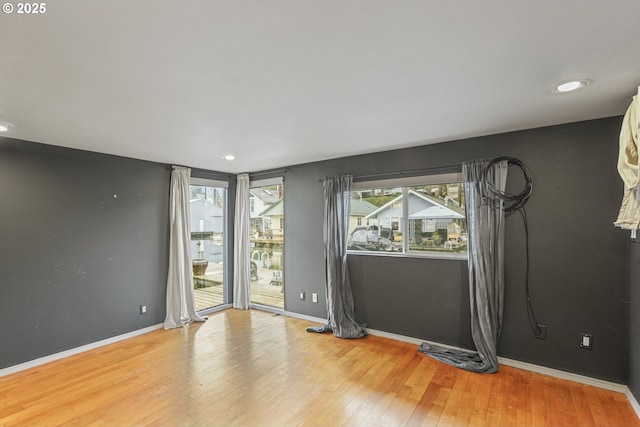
[347,250,468,261]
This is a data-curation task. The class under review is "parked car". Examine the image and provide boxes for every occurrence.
[348,225,396,251]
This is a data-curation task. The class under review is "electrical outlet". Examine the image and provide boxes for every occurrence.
[580,333,593,350]
[299,292,305,300]
[140,305,147,315]
[535,324,547,340]
[312,293,318,303]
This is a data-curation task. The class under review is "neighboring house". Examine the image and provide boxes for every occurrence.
[250,187,281,235]
[260,198,284,240]
[349,198,379,230]
[190,196,224,263]
[365,190,466,244]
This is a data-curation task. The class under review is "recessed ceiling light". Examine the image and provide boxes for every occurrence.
[554,80,590,93]
[222,154,235,161]
[0,124,8,132]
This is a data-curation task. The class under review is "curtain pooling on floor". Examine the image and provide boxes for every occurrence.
[419,159,508,373]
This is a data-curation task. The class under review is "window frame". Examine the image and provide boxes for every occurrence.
[348,172,468,261]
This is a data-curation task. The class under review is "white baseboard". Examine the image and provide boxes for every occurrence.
[496,356,626,393]
[627,388,640,420]
[251,304,285,316]
[0,323,163,378]
[367,328,475,351]
[249,305,326,325]
[199,303,233,316]
[282,310,327,325]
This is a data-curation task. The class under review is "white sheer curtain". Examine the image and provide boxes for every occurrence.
[164,166,206,329]
[233,173,251,309]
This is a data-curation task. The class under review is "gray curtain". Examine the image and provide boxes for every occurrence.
[419,159,508,373]
[307,175,366,338]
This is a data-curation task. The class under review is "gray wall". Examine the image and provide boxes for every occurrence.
[0,137,171,369]
[630,240,640,399]
[283,116,630,383]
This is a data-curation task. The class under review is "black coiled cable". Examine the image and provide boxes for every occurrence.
[484,157,533,217]
[484,157,542,338]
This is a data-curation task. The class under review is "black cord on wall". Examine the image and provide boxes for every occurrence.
[484,157,542,339]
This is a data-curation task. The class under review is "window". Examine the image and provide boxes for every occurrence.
[347,173,467,258]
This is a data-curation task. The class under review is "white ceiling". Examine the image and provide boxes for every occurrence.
[1,1,639,174]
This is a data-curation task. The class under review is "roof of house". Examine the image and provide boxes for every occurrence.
[260,199,284,217]
[250,188,281,204]
[409,205,464,219]
[365,190,465,219]
[349,199,379,216]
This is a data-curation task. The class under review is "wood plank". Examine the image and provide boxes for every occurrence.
[193,269,285,311]
[0,309,638,427]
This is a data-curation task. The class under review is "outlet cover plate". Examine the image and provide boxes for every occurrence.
[580,333,593,350]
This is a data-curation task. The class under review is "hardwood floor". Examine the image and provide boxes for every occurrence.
[1,309,638,426]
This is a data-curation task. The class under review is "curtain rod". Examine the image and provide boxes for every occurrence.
[320,164,461,182]
[249,168,287,179]
[190,167,234,181]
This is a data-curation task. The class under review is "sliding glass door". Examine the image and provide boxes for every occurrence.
[190,179,227,312]
[249,178,284,309]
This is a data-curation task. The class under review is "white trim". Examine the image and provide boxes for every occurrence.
[199,303,232,316]
[367,328,477,352]
[0,323,163,378]
[497,357,626,393]
[627,388,640,420]
[366,327,424,345]
[251,304,285,315]
[366,327,629,395]
[347,249,468,261]
[282,310,326,325]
